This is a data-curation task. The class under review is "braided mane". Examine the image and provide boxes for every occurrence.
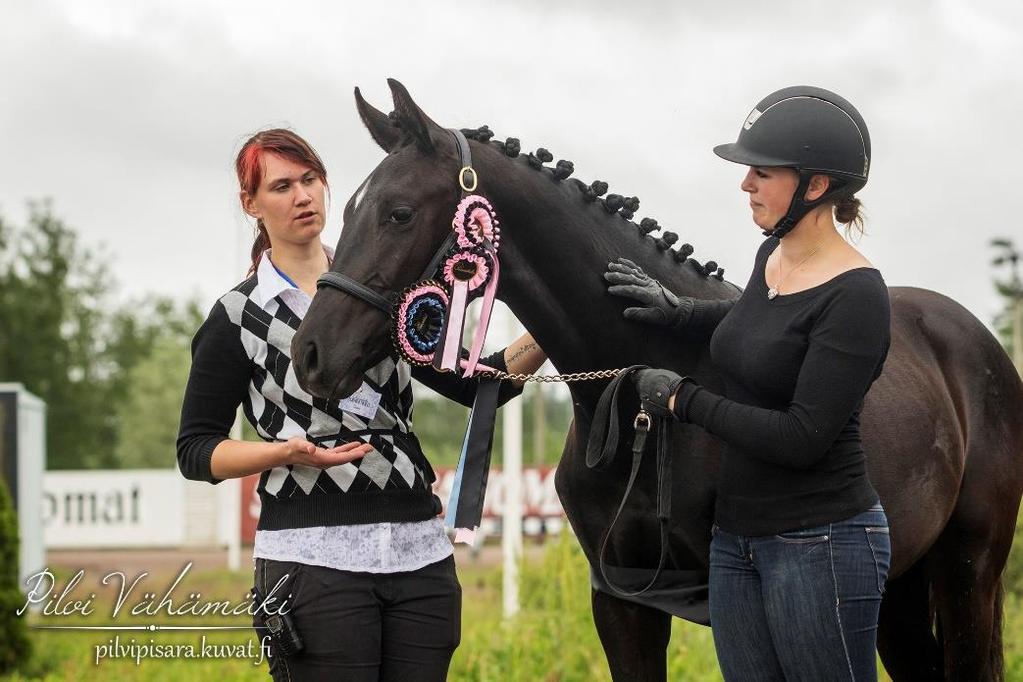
[458,125,732,285]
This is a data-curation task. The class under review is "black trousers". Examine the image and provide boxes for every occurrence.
[253,555,461,681]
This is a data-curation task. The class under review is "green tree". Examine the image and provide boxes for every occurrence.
[991,238,1022,374]
[0,201,120,468]
[0,479,30,674]
[112,299,203,469]
[410,382,573,468]
[0,201,191,469]
[992,238,1023,599]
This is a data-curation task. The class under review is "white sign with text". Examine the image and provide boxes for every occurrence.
[43,470,226,548]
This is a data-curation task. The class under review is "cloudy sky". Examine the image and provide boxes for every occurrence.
[3,0,1022,343]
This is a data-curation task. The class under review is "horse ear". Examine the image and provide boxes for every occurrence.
[387,78,438,154]
[355,87,402,153]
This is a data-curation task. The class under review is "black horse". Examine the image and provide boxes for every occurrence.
[292,79,1023,681]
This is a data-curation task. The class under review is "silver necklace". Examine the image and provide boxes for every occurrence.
[767,241,826,300]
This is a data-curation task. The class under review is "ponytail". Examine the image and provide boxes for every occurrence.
[249,219,271,275]
[833,194,865,240]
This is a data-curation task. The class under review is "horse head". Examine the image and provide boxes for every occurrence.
[292,79,466,400]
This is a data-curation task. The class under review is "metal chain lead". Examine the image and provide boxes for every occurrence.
[475,368,624,383]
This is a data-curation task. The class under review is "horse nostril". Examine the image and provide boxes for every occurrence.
[304,341,320,374]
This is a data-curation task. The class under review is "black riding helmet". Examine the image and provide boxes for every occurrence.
[714,86,870,239]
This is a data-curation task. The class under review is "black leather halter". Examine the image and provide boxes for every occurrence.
[315,129,474,315]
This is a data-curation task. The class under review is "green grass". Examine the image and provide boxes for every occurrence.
[6,535,1023,681]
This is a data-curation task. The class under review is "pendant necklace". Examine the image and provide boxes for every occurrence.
[767,241,827,300]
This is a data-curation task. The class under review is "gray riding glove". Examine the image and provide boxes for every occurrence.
[632,367,685,419]
[603,258,694,330]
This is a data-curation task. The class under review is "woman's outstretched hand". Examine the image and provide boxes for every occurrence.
[281,437,374,469]
[604,258,694,330]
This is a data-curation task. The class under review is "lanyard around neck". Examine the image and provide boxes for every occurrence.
[269,257,300,289]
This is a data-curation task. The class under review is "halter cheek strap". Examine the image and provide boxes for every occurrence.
[453,129,477,192]
[316,229,461,315]
[315,131,471,311]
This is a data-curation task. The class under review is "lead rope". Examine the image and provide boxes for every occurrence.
[474,367,625,383]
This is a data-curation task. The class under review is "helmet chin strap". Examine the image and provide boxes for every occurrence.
[764,173,818,239]
[764,173,846,239]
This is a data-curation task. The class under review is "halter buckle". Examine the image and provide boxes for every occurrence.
[459,166,478,192]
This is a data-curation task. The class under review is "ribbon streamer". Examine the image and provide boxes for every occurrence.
[435,279,469,372]
[461,246,500,377]
[445,379,502,544]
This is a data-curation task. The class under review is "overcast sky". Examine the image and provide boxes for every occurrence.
[3,0,1022,345]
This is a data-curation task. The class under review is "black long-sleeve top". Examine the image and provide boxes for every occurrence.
[675,237,891,535]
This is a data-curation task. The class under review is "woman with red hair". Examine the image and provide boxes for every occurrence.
[177,129,544,681]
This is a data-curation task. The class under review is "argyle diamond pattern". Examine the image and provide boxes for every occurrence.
[218,285,424,500]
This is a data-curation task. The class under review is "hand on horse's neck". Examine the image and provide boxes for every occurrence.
[271,240,330,297]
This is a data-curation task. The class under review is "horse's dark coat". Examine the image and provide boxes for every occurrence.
[292,80,1023,681]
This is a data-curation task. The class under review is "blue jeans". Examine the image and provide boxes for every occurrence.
[709,504,891,681]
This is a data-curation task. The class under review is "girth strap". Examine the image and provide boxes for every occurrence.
[586,365,673,598]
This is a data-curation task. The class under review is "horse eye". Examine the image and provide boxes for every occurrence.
[389,207,415,224]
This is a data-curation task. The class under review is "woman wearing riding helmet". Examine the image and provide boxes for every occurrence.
[605,86,892,680]
[177,128,545,682]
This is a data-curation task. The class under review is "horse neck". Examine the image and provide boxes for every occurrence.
[474,144,736,394]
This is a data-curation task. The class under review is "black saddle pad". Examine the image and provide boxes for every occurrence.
[590,564,710,626]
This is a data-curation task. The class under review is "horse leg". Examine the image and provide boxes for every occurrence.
[927,414,1022,682]
[877,560,942,681]
[929,535,1008,682]
[592,589,672,682]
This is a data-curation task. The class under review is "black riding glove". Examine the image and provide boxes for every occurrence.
[632,368,685,419]
[603,258,694,330]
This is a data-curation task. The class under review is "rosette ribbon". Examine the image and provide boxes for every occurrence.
[432,195,501,377]
[444,378,502,545]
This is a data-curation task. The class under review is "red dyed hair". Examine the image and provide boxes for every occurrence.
[235,129,328,274]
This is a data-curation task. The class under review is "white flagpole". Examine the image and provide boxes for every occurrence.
[502,315,523,619]
[226,411,242,571]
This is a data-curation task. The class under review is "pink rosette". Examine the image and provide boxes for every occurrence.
[442,252,490,291]
[452,195,501,249]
